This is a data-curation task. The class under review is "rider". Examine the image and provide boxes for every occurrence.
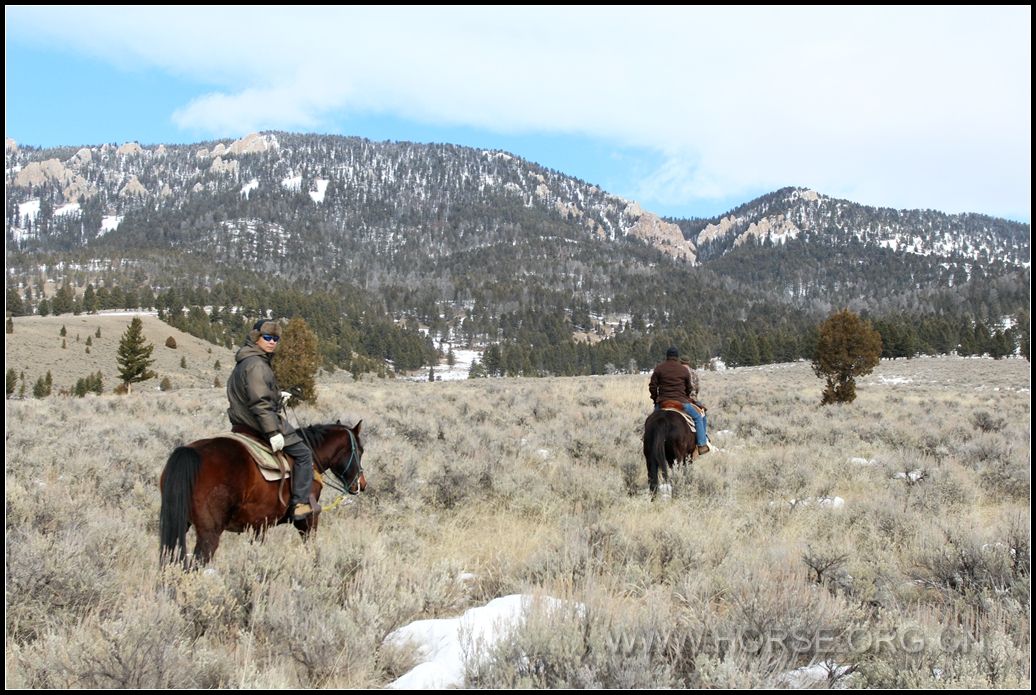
[226,318,319,519]
[649,346,710,455]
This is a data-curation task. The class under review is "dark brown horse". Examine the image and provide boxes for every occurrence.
[643,409,696,497]
[159,421,365,566]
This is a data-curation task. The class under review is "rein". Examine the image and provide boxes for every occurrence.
[286,401,363,510]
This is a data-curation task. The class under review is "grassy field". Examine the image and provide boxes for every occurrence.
[5,313,238,394]
[4,356,1030,687]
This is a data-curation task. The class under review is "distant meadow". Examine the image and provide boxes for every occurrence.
[4,356,1030,687]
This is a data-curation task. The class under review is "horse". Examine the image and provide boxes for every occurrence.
[643,409,696,497]
[159,421,365,567]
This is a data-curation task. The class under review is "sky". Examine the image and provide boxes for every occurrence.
[5,6,1031,222]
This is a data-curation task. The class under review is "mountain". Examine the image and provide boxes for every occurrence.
[4,132,1030,374]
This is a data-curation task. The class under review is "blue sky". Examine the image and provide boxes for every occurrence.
[5,6,1031,222]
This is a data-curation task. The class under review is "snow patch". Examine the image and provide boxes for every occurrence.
[99,215,122,236]
[18,199,40,221]
[384,594,571,689]
[784,496,845,509]
[241,178,259,198]
[309,179,329,203]
[848,457,879,466]
[54,202,81,217]
[780,660,854,688]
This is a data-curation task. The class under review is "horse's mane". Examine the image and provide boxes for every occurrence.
[299,423,342,449]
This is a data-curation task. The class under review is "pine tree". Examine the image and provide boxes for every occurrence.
[33,375,48,399]
[6,367,16,398]
[812,309,883,405]
[180,355,187,369]
[116,317,156,392]
[83,284,97,313]
[272,317,320,403]
[6,288,25,316]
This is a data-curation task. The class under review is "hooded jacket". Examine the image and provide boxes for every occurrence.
[226,342,301,445]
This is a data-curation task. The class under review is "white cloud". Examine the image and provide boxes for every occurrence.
[7,6,1031,218]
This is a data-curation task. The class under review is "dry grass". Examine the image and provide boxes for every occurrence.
[4,356,1030,687]
[5,313,237,394]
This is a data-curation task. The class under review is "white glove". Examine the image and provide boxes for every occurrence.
[280,391,293,403]
[269,433,285,452]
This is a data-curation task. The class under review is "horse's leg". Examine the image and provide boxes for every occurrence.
[194,529,222,566]
[293,514,319,539]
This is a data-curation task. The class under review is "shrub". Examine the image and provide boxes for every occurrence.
[165,336,177,349]
[812,309,882,404]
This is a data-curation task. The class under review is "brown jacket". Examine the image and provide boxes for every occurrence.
[226,343,301,444]
[649,357,692,405]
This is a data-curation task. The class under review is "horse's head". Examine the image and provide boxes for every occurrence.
[331,420,366,495]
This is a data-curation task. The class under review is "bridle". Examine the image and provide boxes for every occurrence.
[320,427,364,496]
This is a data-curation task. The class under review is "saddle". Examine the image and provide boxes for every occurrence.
[658,400,697,434]
[225,425,292,481]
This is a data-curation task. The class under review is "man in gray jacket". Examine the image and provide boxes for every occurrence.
[227,319,319,519]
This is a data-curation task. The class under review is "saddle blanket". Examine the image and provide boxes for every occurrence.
[660,405,697,434]
[220,432,292,481]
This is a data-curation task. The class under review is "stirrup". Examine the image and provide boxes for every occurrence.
[291,501,322,519]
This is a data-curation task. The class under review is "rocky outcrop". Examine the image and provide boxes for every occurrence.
[227,132,277,155]
[117,142,145,157]
[625,203,697,263]
[210,157,239,176]
[14,158,96,201]
[69,148,93,167]
[119,175,148,198]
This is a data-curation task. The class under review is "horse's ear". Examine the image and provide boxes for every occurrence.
[354,419,362,434]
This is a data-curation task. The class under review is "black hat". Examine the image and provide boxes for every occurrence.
[249,319,281,343]
[666,346,679,358]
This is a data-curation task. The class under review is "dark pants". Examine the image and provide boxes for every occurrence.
[283,440,315,505]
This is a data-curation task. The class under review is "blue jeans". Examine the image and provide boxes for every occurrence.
[654,403,708,447]
[683,404,708,447]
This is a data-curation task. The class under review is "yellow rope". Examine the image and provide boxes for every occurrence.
[321,494,354,512]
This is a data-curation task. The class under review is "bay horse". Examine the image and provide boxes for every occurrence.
[643,409,696,497]
[159,421,365,567]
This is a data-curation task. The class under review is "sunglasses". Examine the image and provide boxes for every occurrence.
[261,334,280,343]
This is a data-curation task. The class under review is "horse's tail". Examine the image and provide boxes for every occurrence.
[644,414,670,494]
[159,446,201,567]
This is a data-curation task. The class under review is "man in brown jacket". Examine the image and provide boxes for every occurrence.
[227,319,319,519]
[649,346,709,454]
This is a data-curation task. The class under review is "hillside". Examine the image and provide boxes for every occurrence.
[5,133,1030,374]
[4,313,236,396]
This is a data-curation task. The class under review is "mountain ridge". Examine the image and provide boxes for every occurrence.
[5,131,1030,374]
